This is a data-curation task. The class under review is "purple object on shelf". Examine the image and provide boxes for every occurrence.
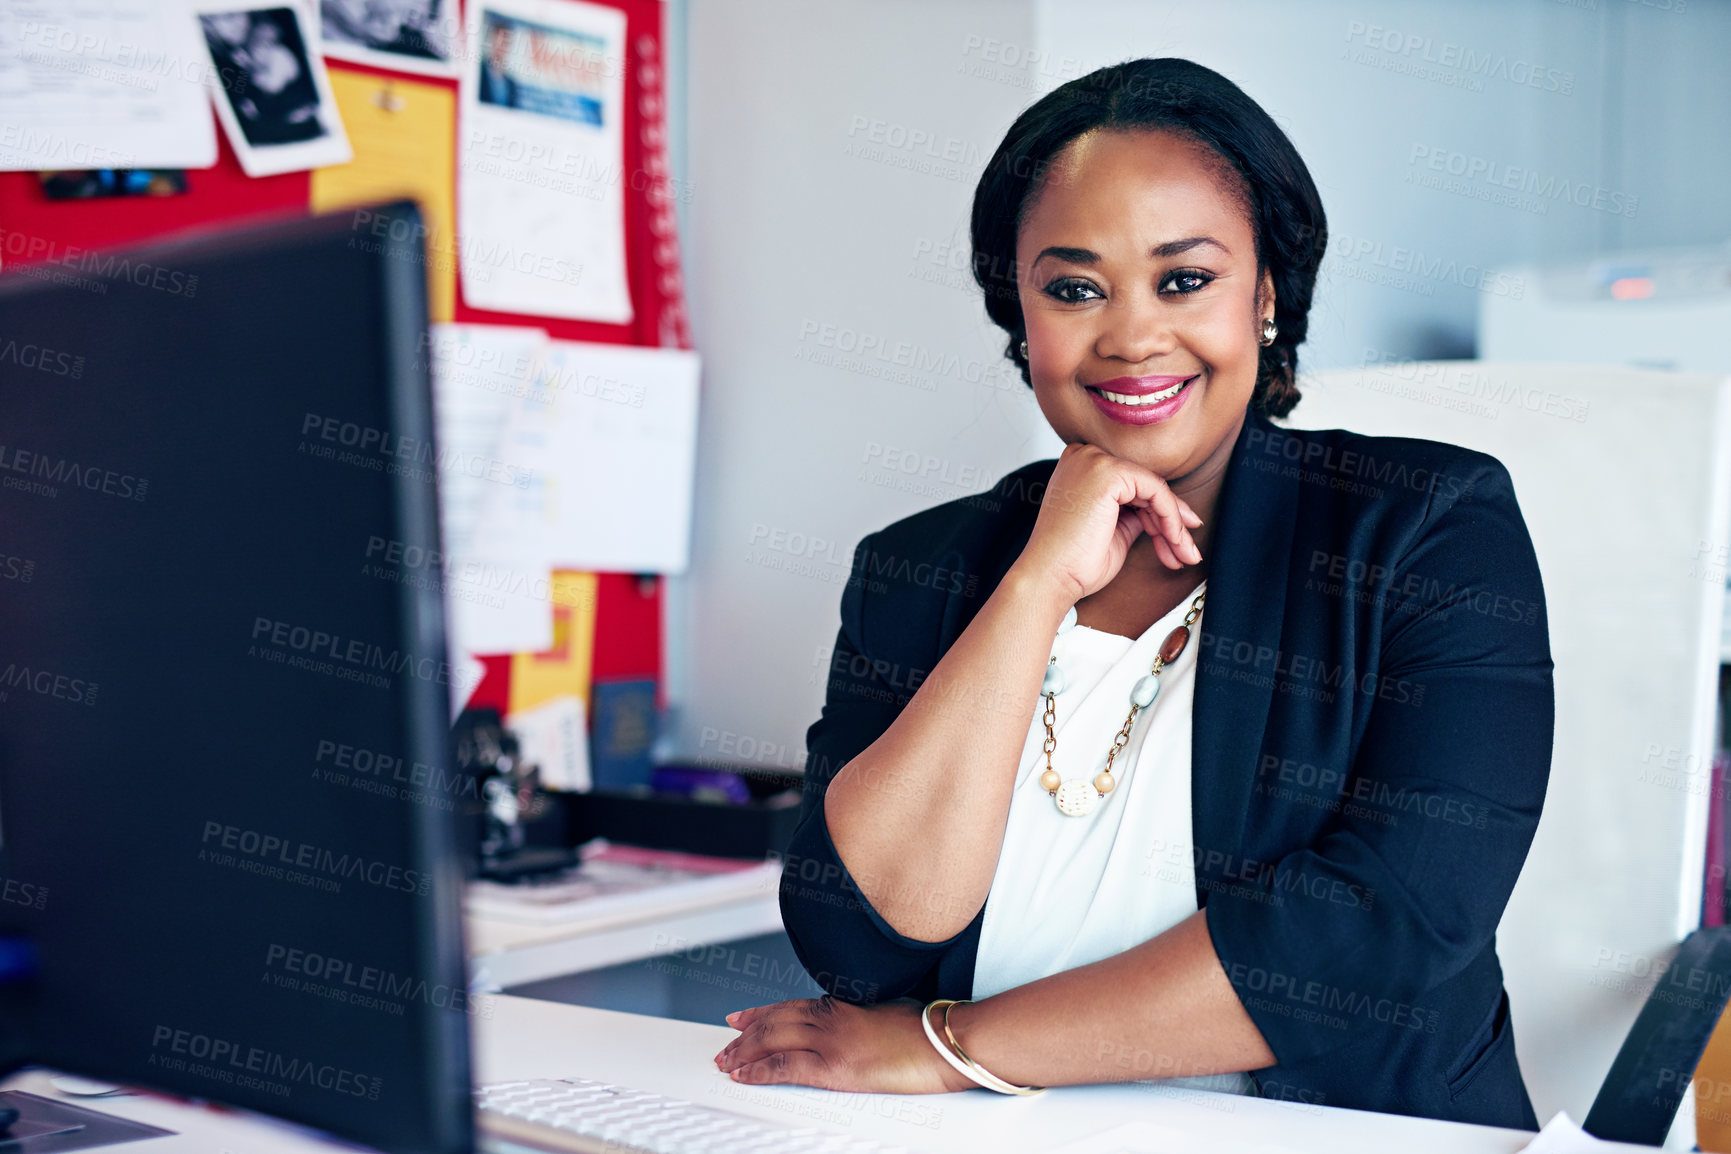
[649,767,752,805]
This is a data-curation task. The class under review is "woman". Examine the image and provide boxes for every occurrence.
[716,57,1551,1130]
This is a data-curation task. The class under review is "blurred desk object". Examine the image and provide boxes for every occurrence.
[465,845,782,989]
[1482,246,1731,375]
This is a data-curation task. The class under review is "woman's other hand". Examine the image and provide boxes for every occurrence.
[714,997,975,1094]
[1013,442,1203,604]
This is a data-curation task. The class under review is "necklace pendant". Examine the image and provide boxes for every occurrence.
[1054,779,1098,817]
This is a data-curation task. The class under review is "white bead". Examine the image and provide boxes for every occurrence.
[1130,673,1161,708]
[1058,606,1078,634]
[1042,660,1066,695]
[1055,778,1097,816]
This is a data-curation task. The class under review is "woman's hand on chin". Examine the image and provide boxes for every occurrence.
[713,996,976,1094]
[1013,442,1204,605]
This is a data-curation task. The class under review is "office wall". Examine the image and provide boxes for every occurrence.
[665,0,1059,769]
[667,0,1731,765]
[1033,0,1731,368]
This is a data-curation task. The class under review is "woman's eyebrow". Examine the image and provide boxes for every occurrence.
[1033,236,1231,266]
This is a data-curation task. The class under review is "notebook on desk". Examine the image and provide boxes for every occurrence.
[465,841,781,927]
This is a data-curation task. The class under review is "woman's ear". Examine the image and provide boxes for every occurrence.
[1256,268,1277,321]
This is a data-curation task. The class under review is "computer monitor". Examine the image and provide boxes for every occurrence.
[0,203,473,1154]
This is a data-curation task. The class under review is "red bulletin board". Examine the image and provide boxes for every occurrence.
[0,0,684,711]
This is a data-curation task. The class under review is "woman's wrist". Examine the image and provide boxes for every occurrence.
[941,996,1031,1100]
[998,560,1080,625]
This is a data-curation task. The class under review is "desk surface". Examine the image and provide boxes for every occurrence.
[1,995,1644,1154]
[474,996,1621,1154]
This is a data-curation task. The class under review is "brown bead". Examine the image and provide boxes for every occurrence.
[1158,625,1190,666]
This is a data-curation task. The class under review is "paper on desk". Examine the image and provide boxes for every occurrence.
[426,323,555,656]
[0,0,217,171]
[456,0,632,324]
[465,852,783,926]
[482,341,701,573]
[1517,1111,1622,1152]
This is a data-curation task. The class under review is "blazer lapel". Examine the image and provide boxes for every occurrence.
[942,415,1298,901]
[1191,406,1300,902]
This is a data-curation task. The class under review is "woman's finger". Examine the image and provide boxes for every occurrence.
[718,1017,824,1072]
[1151,534,1181,570]
[1112,462,1197,561]
[723,1002,781,1030]
[729,1048,833,1088]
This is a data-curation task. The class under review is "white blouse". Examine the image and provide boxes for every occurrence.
[972,578,1255,1096]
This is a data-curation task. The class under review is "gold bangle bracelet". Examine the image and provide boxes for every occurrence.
[941,999,1045,1096]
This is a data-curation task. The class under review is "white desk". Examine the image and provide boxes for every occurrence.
[2,994,1650,1154]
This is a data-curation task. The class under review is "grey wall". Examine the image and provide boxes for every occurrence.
[663,0,1058,770]
[665,0,1731,766]
[1033,0,1731,367]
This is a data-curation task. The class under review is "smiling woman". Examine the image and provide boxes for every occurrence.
[719,57,1553,1132]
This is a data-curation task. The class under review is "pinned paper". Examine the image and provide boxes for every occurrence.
[311,67,457,321]
[485,341,701,573]
[457,0,632,323]
[424,323,554,656]
[0,0,217,172]
[507,571,597,715]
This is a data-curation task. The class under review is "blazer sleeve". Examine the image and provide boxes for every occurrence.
[778,531,976,1004]
[1204,454,1554,1063]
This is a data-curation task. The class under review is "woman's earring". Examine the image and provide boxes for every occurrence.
[1019,338,1029,358]
[1259,318,1278,347]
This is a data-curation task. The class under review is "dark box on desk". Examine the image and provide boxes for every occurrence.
[558,767,803,860]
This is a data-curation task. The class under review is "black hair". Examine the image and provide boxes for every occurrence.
[969,57,1327,419]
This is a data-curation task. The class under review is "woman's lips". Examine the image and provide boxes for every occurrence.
[1084,374,1198,425]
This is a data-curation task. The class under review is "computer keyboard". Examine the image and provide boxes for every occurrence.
[475,1078,928,1154]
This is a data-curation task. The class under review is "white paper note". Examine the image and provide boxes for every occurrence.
[0,0,218,171]
[457,0,632,324]
[480,340,700,574]
[425,322,555,656]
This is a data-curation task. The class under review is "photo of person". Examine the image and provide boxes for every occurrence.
[201,9,326,146]
[477,14,518,110]
[474,10,606,129]
[195,2,352,176]
[319,0,456,78]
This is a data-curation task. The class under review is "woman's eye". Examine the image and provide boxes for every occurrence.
[1044,278,1102,304]
[1161,270,1213,295]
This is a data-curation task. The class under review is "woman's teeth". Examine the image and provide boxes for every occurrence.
[1098,378,1190,406]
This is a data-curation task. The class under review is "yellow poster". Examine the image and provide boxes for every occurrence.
[310,67,457,323]
[508,571,599,713]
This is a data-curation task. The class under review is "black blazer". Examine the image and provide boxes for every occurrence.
[780,404,1553,1130]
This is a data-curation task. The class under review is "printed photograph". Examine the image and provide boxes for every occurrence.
[476,9,608,129]
[195,2,352,176]
[319,0,457,78]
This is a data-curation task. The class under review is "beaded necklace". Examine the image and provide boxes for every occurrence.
[1037,589,1206,817]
